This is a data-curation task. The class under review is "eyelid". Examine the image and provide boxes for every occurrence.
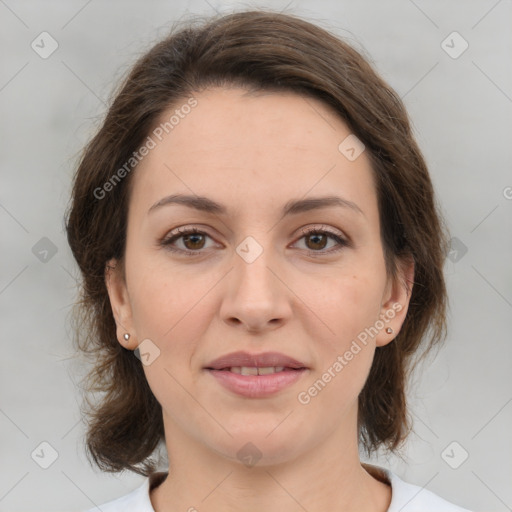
[298,225,348,240]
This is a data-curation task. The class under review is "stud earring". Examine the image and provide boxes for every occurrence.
[385,327,394,334]
[123,333,130,341]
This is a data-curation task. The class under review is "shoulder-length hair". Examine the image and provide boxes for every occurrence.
[65,9,449,476]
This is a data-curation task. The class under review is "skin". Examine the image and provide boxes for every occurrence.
[106,87,414,512]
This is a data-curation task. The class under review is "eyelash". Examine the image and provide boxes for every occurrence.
[159,226,349,257]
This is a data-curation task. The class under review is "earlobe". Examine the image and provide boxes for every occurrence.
[105,258,137,350]
[375,256,415,347]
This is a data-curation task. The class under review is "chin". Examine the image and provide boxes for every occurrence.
[205,422,313,468]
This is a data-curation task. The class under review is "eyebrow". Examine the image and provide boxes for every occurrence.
[148,194,365,217]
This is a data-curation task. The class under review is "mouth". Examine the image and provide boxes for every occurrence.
[203,351,309,398]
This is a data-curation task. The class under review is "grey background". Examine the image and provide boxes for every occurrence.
[1,0,511,511]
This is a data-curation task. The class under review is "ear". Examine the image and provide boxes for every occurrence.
[105,258,138,350]
[375,255,415,348]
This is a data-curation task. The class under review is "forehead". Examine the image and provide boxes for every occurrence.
[129,87,377,221]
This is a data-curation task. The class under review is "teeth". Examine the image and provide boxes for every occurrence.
[240,366,258,376]
[258,366,285,374]
[229,366,286,375]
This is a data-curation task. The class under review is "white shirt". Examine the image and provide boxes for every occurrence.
[86,464,473,511]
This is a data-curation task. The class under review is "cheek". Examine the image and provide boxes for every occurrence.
[127,250,215,342]
[307,267,386,347]
[341,275,384,335]
[129,263,216,419]
[127,257,223,402]
[299,270,385,404]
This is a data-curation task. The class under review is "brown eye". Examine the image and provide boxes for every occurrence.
[305,232,329,250]
[181,232,206,250]
[295,227,349,255]
[160,228,213,255]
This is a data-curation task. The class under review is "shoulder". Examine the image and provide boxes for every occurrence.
[363,463,474,512]
[83,472,167,512]
[387,470,474,512]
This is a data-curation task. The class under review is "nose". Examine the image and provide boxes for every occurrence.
[219,237,292,333]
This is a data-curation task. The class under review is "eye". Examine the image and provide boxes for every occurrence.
[293,226,349,255]
[160,227,215,256]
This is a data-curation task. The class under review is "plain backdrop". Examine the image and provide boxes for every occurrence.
[1,1,511,511]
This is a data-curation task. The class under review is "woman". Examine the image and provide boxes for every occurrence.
[65,9,472,512]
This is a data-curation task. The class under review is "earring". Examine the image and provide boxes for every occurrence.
[123,333,130,341]
[385,327,394,334]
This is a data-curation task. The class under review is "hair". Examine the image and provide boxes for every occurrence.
[65,9,450,477]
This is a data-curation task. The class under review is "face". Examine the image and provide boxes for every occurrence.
[106,86,413,466]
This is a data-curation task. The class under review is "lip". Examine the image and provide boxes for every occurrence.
[205,351,308,371]
[204,350,309,399]
[206,367,308,398]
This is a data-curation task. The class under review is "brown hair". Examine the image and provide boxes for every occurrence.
[65,9,450,476]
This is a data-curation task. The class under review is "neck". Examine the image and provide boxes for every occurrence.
[150,409,391,512]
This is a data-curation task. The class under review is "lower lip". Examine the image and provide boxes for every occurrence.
[206,368,308,398]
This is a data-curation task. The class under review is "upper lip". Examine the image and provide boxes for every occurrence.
[205,351,308,370]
